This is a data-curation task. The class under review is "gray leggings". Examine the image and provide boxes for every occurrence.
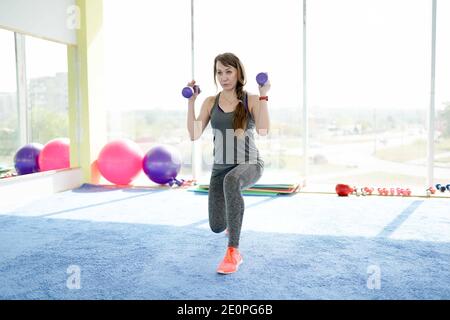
[208,163,264,248]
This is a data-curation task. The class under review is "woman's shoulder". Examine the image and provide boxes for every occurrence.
[204,95,217,115]
[202,95,216,105]
[206,95,217,102]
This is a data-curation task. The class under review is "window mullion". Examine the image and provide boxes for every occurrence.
[14,33,30,145]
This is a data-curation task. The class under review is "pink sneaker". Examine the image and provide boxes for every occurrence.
[216,247,243,274]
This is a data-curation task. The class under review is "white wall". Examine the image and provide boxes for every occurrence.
[0,0,77,45]
[0,168,83,211]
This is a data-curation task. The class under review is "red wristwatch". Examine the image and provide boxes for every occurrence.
[259,96,268,101]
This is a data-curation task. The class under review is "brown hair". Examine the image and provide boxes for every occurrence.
[213,53,248,133]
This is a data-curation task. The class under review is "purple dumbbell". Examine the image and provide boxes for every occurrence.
[256,72,268,86]
[182,85,201,99]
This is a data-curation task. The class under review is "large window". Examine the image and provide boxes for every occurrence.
[103,1,448,188]
[25,35,68,144]
[435,0,450,180]
[308,0,430,188]
[0,29,18,170]
[103,0,191,184]
[195,0,303,182]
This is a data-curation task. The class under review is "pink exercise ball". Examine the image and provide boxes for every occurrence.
[97,138,143,185]
[38,138,70,171]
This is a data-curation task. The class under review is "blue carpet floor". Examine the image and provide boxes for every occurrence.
[0,184,450,299]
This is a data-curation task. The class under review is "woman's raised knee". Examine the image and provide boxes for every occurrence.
[210,224,226,234]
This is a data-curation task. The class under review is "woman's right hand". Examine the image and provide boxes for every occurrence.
[187,80,200,102]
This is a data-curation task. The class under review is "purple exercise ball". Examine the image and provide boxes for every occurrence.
[143,145,182,185]
[14,143,44,175]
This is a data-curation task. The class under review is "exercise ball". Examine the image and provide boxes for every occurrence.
[97,139,143,185]
[143,144,182,185]
[14,143,44,175]
[38,138,70,171]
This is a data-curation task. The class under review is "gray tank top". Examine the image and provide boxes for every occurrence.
[210,92,263,172]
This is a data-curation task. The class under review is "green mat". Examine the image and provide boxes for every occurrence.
[0,166,14,174]
[189,183,300,196]
[197,183,297,190]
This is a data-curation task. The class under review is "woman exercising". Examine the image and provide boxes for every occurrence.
[186,52,271,274]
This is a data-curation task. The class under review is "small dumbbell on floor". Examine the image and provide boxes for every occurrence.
[402,188,412,196]
[426,186,436,196]
[435,184,450,193]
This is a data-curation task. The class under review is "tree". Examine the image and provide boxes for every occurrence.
[438,102,450,138]
[31,107,68,144]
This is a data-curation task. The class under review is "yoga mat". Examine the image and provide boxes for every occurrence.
[197,183,297,190]
[188,188,280,196]
[0,167,13,174]
[189,183,300,196]
[196,184,300,193]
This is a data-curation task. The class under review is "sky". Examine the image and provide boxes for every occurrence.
[1,0,449,112]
